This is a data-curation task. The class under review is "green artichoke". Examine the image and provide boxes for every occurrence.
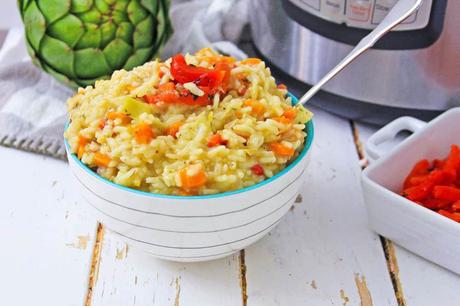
[18,0,173,89]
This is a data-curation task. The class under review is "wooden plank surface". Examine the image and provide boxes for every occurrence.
[89,230,243,306]
[0,147,98,306]
[231,108,398,306]
[356,122,460,306]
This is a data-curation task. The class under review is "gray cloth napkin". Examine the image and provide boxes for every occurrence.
[0,0,249,159]
[0,28,73,158]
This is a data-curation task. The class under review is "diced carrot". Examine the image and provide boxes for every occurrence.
[433,186,460,202]
[438,210,460,222]
[143,83,178,105]
[207,134,227,147]
[251,164,265,176]
[283,108,297,120]
[403,159,430,188]
[133,123,155,144]
[277,84,287,90]
[218,56,236,65]
[97,119,106,129]
[235,72,247,80]
[240,58,262,65]
[77,146,85,159]
[178,188,198,196]
[165,121,184,138]
[243,99,265,116]
[179,164,207,189]
[77,135,89,159]
[94,152,111,168]
[159,70,165,78]
[107,112,131,125]
[159,82,176,91]
[272,116,292,125]
[269,142,295,157]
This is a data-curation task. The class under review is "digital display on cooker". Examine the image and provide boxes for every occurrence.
[283,0,447,49]
[288,0,433,30]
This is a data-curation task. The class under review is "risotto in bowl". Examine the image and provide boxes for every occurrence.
[64,49,314,261]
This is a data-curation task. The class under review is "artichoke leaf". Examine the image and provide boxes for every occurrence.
[39,35,76,78]
[112,0,130,12]
[23,1,46,51]
[111,10,128,25]
[47,14,85,48]
[100,21,117,48]
[37,0,71,23]
[127,0,148,25]
[25,37,43,68]
[103,39,133,69]
[94,0,110,14]
[133,15,154,49]
[122,47,153,70]
[70,0,93,14]
[140,0,159,15]
[115,22,134,44]
[41,61,74,87]
[74,48,111,78]
[19,0,33,18]
[77,9,102,24]
[75,23,101,49]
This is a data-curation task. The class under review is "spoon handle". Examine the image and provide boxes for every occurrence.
[299,0,423,106]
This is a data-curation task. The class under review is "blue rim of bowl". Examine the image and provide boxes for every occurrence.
[64,93,314,200]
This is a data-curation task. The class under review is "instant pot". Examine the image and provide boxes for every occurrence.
[250,0,460,124]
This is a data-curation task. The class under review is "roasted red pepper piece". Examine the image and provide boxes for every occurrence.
[442,145,460,181]
[438,210,460,222]
[403,159,430,189]
[433,185,460,202]
[421,198,451,210]
[401,146,460,221]
[170,54,230,95]
[452,200,460,212]
[251,164,265,176]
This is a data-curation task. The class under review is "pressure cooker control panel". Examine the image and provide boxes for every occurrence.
[288,0,433,30]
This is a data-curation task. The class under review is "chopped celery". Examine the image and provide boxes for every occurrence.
[294,104,313,124]
[121,97,153,118]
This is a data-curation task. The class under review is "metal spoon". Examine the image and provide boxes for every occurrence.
[299,0,423,106]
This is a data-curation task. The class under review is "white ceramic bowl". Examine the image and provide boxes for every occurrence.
[65,96,314,262]
[362,108,460,274]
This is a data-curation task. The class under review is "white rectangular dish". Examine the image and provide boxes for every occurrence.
[362,108,460,275]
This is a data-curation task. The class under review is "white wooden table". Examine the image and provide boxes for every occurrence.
[1,106,459,306]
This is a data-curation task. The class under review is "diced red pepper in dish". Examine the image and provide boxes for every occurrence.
[251,164,265,176]
[400,144,460,222]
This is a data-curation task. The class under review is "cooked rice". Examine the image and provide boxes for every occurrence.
[64,49,313,195]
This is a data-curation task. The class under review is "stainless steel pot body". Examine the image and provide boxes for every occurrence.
[250,0,460,111]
